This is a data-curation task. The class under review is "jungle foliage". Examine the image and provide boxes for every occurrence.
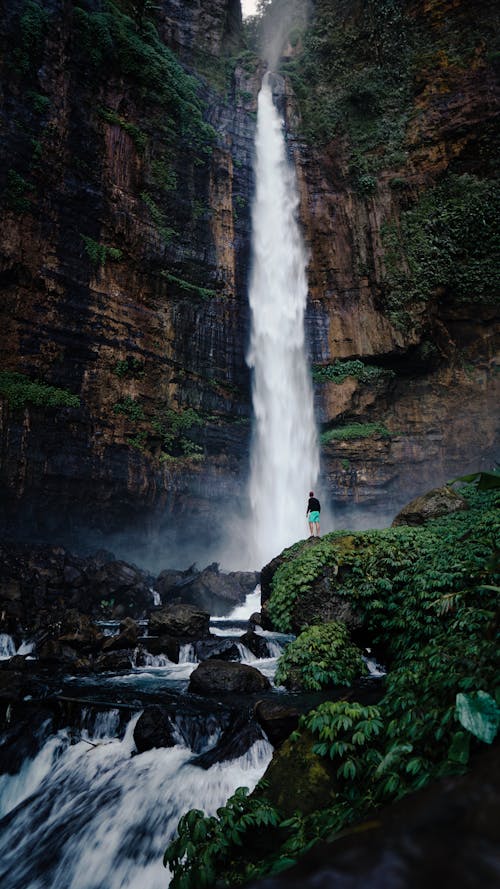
[165,483,499,887]
[0,371,80,409]
[312,360,395,386]
[382,174,500,321]
[274,622,366,690]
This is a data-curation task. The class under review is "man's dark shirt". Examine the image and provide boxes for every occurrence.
[307,497,321,513]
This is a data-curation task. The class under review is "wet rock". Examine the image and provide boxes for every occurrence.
[93,650,133,672]
[194,714,264,768]
[392,485,469,526]
[188,660,270,695]
[149,604,211,639]
[194,638,241,661]
[246,745,500,889]
[58,610,104,652]
[102,617,138,652]
[239,630,271,659]
[142,635,180,662]
[38,640,79,665]
[0,671,25,702]
[0,705,54,774]
[254,700,300,748]
[133,706,176,753]
[249,612,262,627]
[157,563,258,616]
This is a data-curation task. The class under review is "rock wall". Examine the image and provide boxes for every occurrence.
[278,0,500,516]
[0,0,498,561]
[0,0,261,557]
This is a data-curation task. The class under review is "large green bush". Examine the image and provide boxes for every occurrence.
[274,622,366,690]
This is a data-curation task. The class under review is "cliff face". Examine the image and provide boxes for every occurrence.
[279,0,500,517]
[0,0,498,560]
[0,0,260,556]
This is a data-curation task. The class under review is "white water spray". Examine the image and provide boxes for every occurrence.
[246,74,319,567]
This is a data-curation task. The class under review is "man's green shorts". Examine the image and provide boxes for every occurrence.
[308,511,320,522]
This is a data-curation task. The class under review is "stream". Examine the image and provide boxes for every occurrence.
[0,596,290,889]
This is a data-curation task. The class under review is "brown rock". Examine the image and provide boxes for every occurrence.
[254,700,300,748]
[188,660,270,695]
[392,485,469,527]
[149,604,210,639]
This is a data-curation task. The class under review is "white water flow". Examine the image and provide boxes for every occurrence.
[0,715,273,889]
[247,74,319,567]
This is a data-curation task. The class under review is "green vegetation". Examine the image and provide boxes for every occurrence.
[82,235,123,267]
[26,90,50,114]
[11,0,50,75]
[313,360,395,386]
[165,483,499,886]
[6,170,32,213]
[383,174,500,324]
[98,107,148,154]
[320,423,390,444]
[274,622,366,690]
[113,397,145,423]
[162,272,219,301]
[113,357,144,379]
[141,193,177,244]
[73,2,216,159]
[0,371,80,409]
[152,407,203,459]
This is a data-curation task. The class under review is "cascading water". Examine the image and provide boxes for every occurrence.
[246,73,319,568]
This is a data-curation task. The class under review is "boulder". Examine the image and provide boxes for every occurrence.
[239,630,272,659]
[156,562,258,616]
[149,604,210,639]
[194,714,265,768]
[392,485,468,527]
[142,635,180,662]
[254,700,300,748]
[188,660,270,695]
[194,638,241,662]
[133,706,176,753]
[102,617,138,652]
[58,610,104,652]
[93,650,133,672]
[38,640,79,665]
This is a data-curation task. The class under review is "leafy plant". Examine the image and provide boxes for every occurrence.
[321,423,390,444]
[312,360,395,385]
[82,235,122,267]
[275,623,367,691]
[113,397,145,423]
[6,170,32,213]
[0,371,80,409]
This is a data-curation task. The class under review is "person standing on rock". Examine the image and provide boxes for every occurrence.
[306,491,321,537]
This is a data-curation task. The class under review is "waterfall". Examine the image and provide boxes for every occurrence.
[0,715,273,889]
[0,634,16,659]
[246,73,319,568]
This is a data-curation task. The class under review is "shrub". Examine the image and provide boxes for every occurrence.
[82,235,123,266]
[0,371,80,409]
[113,397,145,422]
[275,622,367,690]
[320,423,390,444]
[312,360,395,385]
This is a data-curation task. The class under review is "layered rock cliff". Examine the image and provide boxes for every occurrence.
[0,0,260,559]
[0,0,498,562]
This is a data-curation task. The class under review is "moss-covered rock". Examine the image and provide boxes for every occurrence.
[258,731,339,819]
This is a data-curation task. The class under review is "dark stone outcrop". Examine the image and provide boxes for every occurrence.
[194,713,265,768]
[149,604,211,639]
[247,745,500,889]
[194,638,240,662]
[391,485,469,527]
[188,659,270,695]
[133,706,177,753]
[239,630,272,660]
[101,617,138,652]
[93,650,134,672]
[158,563,258,616]
[254,700,300,748]
[141,635,180,662]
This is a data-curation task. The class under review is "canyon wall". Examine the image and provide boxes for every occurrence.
[0,0,498,563]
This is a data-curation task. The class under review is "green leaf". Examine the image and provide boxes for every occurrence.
[456,691,500,744]
[448,730,471,764]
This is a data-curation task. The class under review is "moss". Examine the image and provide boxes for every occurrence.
[321,423,390,444]
[259,731,339,819]
[0,371,80,409]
